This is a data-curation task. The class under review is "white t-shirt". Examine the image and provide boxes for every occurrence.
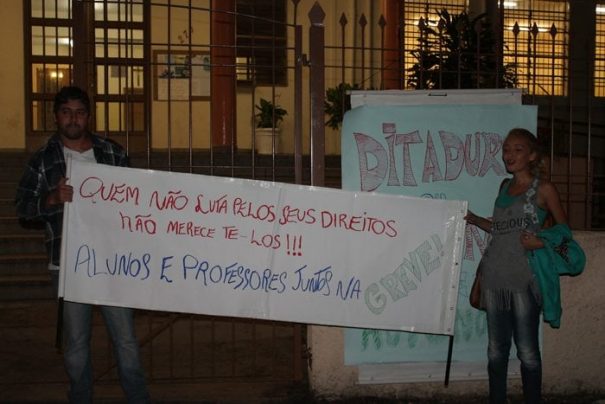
[62,146,96,163]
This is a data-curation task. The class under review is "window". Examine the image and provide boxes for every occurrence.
[502,0,569,96]
[236,0,287,86]
[93,0,146,136]
[402,0,468,89]
[29,0,74,135]
[402,1,569,95]
[25,0,148,151]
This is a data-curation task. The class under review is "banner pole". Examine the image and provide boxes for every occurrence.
[56,156,70,354]
[55,298,64,353]
[444,335,454,386]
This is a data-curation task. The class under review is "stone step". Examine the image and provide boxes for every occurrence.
[0,234,45,255]
[0,273,54,301]
[0,217,45,234]
[0,164,28,182]
[0,198,15,217]
[0,169,24,183]
[0,152,31,165]
[0,182,18,198]
[0,253,48,276]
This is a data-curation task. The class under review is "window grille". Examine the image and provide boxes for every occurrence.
[595,2,605,96]
[402,0,468,89]
[502,0,569,96]
[402,0,569,95]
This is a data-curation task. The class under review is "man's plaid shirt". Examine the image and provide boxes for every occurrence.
[15,134,129,267]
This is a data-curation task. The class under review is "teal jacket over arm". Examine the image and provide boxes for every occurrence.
[527,224,586,328]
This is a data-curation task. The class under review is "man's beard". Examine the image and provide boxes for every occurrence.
[60,124,86,140]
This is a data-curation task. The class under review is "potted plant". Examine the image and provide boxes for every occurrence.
[255,98,287,154]
[407,9,516,89]
[324,82,361,130]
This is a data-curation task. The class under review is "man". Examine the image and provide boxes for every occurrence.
[16,86,150,403]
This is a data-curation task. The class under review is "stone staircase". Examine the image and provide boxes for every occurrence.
[0,152,50,300]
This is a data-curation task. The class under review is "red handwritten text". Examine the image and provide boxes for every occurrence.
[120,212,157,235]
[232,197,276,222]
[321,210,397,237]
[194,194,228,214]
[80,176,140,206]
[166,220,216,238]
[250,229,281,249]
[149,190,188,211]
[278,206,317,225]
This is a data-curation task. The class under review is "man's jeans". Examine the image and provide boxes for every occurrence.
[485,289,542,404]
[51,272,150,403]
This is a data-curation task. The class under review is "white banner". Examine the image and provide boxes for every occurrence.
[60,159,467,334]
